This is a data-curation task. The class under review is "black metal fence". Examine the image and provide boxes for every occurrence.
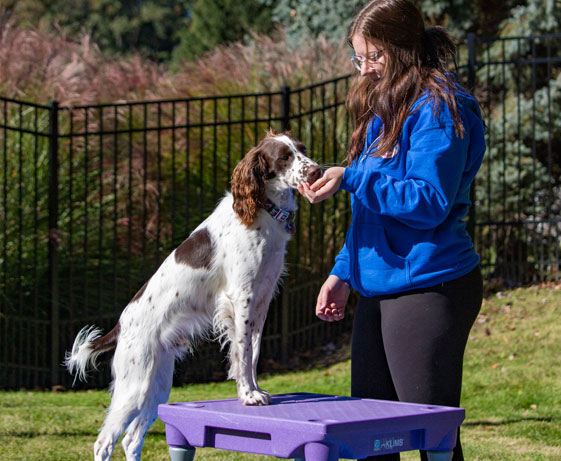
[1,33,560,389]
[459,33,561,285]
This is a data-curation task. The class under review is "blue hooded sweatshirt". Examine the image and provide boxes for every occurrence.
[331,88,486,296]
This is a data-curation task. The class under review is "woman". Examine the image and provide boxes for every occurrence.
[298,1,486,460]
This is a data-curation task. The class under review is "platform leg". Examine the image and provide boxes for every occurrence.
[426,451,453,461]
[169,446,196,461]
[303,442,339,461]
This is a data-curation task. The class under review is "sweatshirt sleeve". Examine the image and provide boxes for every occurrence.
[340,121,470,230]
[330,239,352,286]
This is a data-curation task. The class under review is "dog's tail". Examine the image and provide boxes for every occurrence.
[64,323,120,385]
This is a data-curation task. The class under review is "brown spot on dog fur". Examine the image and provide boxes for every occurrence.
[131,280,149,303]
[91,322,121,353]
[174,228,214,269]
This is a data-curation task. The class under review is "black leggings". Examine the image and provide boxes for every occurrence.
[351,266,482,461]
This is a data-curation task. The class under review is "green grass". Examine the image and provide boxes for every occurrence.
[1,284,560,460]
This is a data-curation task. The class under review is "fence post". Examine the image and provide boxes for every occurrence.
[279,85,291,364]
[280,86,291,132]
[466,32,477,93]
[466,33,477,240]
[48,100,60,387]
[280,286,290,366]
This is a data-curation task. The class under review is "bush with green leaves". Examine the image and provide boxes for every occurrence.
[468,1,561,283]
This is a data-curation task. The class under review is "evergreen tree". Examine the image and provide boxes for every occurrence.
[417,0,520,38]
[172,0,274,61]
[265,0,539,47]
[470,0,561,279]
[263,0,362,46]
[1,0,191,61]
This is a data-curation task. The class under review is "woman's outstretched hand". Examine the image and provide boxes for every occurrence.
[298,166,345,204]
[316,275,350,322]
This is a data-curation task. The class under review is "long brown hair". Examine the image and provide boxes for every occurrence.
[346,0,464,163]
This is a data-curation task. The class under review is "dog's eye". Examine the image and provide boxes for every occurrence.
[281,154,290,161]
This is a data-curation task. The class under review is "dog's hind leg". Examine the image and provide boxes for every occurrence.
[121,350,175,461]
[94,343,157,461]
[94,386,141,461]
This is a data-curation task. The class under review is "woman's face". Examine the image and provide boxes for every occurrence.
[351,34,387,82]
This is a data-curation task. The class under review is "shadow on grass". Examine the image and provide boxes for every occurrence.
[464,416,556,426]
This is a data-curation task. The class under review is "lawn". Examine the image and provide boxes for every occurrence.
[1,284,560,460]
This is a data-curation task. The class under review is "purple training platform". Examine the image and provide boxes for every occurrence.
[158,392,465,461]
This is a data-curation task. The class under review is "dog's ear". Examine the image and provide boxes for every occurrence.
[231,145,269,227]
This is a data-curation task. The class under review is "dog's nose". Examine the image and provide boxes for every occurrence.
[306,166,322,184]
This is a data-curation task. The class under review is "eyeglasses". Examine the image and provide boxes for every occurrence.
[350,50,385,71]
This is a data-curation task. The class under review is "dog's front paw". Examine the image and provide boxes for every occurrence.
[241,389,272,406]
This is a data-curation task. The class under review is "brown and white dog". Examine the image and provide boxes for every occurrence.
[65,131,321,461]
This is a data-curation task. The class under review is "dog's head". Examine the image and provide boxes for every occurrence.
[231,130,321,227]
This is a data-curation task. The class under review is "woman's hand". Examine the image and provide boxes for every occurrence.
[298,167,345,204]
[316,275,350,322]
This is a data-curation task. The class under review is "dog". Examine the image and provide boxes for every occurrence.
[64,131,322,461]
